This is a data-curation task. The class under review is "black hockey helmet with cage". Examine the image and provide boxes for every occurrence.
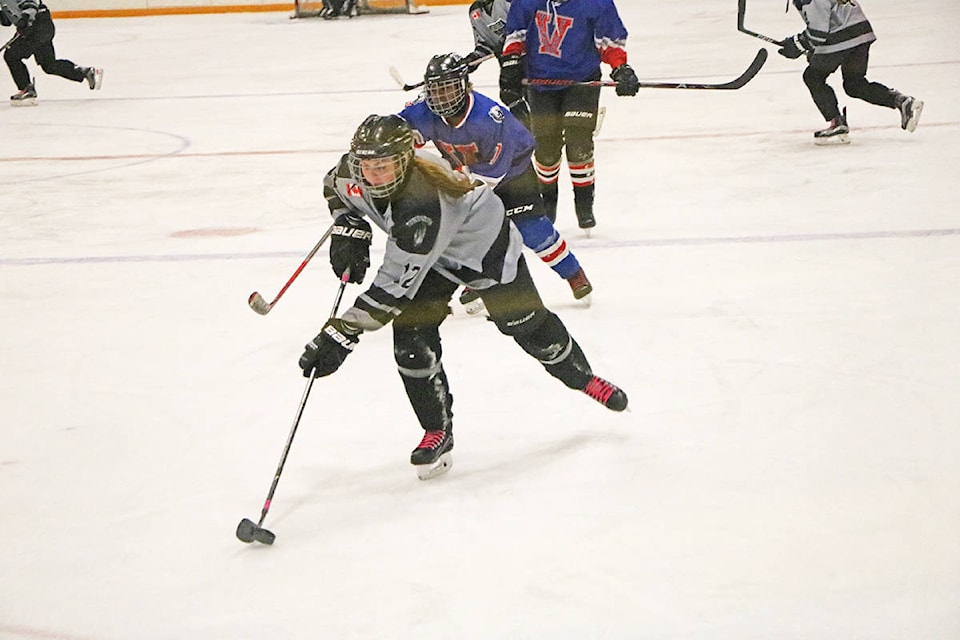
[423,52,471,118]
[348,114,415,198]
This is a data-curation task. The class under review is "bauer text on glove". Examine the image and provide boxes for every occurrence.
[298,319,361,378]
[329,214,372,284]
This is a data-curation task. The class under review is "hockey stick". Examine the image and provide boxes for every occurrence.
[236,270,352,546]
[737,0,785,45]
[1,33,20,52]
[389,53,494,92]
[524,49,768,91]
[248,222,336,315]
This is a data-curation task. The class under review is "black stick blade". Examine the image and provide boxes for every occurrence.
[236,518,258,543]
[236,518,277,545]
[255,528,276,545]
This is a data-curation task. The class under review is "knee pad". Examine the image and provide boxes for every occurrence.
[503,309,566,361]
[509,311,592,388]
[394,328,442,378]
[564,135,594,165]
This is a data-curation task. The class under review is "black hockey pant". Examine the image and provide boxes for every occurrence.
[528,81,601,216]
[4,11,86,90]
[803,42,897,121]
[392,256,595,432]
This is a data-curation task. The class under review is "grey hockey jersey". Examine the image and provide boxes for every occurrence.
[323,150,524,332]
[468,0,510,61]
[795,0,876,55]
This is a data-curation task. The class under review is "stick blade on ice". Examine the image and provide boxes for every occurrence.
[248,292,272,315]
[236,518,258,543]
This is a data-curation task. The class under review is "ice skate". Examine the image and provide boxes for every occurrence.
[896,95,923,132]
[573,185,596,234]
[411,429,454,480]
[459,287,485,315]
[84,67,103,90]
[814,108,850,145]
[582,376,628,411]
[10,80,38,107]
[567,268,593,303]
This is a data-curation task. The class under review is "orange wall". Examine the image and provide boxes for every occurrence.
[51,0,467,19]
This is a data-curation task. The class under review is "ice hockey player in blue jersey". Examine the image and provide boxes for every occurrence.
[297,114,627,479]
[778,0,922,145]
[398,52,593,310]
[500,0,638,231]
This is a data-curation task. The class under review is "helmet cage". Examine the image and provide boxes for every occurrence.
[423,54,470,118]
[348,115,415,198]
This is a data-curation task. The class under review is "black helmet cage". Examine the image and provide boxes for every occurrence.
[348,114,415,198]
[423,53,470,118]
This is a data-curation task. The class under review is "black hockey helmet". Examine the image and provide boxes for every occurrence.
[423,52,471,118]
[348,114,415,198]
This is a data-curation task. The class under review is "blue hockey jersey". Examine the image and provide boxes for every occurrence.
[502,0,629,85]
[399,91,534,185]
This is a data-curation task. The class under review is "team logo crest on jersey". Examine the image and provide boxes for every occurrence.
[405,215,434,249]
[535,11,573,58]
[488,105,505,124]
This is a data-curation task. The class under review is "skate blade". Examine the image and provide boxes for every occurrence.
[463,299,486,315]
[10,98,38,107]
[814,133,850,146]
[415,452,453,480]
[577,293,593,307]
[905,100,923,132]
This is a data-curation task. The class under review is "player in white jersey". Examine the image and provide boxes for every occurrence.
[298,114,628,479]
[1,0,102,106]
[778,0,922,144]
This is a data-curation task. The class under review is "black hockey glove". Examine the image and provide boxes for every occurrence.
[329,214,372,284]
[298,319,361,378]
[778,34,810,59]
[15,14,32,36]
[509,98,532,130]
[462,49,488,69]
[499,54,526,110]
[611,64,640,97]
[1,13,11,27]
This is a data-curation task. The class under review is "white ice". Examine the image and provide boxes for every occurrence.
[1,1,959,638]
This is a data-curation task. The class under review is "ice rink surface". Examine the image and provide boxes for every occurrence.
[1,1,959,638]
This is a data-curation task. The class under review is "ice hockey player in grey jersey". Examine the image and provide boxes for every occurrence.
[297,114,628,480]
[1,0,103,106]
[778,0,922,144]
[464,0,531,128]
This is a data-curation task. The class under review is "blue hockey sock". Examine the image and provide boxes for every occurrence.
[514,215,581,279]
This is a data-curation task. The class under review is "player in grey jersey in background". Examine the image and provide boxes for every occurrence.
[297,114,627,480]
[463,0,531,127]
[778,0,922,144]
[1,0,102,106]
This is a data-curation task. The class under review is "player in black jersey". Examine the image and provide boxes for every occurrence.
[298,114,628,479]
